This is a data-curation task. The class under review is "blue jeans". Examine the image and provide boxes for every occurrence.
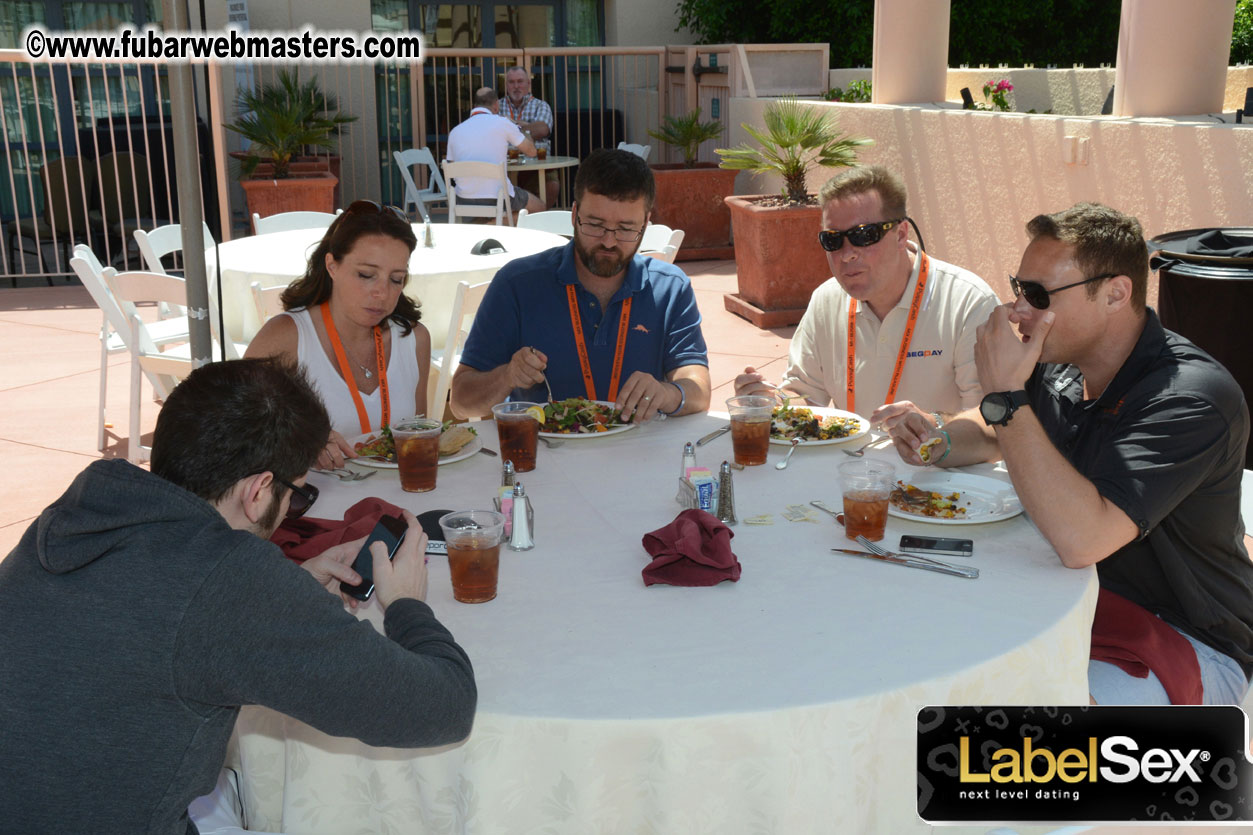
[1089,626,1249,705]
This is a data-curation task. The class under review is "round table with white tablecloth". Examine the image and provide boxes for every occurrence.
[207,223,567,350]
[230,412,1097,834]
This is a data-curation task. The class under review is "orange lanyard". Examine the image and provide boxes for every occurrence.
[565,284,632,402]
[502,97,526,122]
[320,303,389,435]
[844,251,930,415]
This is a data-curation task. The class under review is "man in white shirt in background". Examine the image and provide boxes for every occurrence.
[735,165,997,436]
[445,86,545,219]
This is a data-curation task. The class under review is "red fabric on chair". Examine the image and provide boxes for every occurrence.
[641,508,740,587]
[271,498,406,563]
[1089,586,1203,705]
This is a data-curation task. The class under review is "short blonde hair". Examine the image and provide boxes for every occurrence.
[818,166,907,221]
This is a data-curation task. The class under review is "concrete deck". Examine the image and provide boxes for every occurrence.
[0,259,794,557]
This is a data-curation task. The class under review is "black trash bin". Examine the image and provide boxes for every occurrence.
[1151,228,1253,469]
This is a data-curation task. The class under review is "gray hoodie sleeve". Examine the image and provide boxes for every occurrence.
[172,541,476,748]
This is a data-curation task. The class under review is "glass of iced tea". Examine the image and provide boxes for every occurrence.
[838,459,895,541]
[491,402,542,473]
[439,510,505,604]
[536,141,549,160]
[392,418,442,492]
[507,146,520,161]
[725,395,774,466]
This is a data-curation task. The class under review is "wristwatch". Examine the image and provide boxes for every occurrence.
[979,390,1029,427]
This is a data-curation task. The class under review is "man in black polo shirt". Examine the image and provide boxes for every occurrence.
[887,202,1252,705]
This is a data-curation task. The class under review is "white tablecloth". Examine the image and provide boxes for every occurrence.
[232,413,1097,834]
[207,224,566,349]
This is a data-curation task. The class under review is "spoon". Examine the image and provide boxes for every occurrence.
[842,435,883,457]
[539,436,564,449]
[775,438,801,470]
[809,500,844,526]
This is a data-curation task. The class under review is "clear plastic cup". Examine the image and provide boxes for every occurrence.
[838,459,895,541]
[439,510,506,603]
[726,395,774,466]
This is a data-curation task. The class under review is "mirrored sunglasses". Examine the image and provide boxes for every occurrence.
[818,219,903,252]
[1009,273,1117,310]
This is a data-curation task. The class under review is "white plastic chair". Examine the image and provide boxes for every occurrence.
[394,147,448,222]
[71,246,189,452]
[515,209,574,237]
[638,224,685,264]
[617,142,652,161]
[249,281,287,326]
[106,270,200,463]
[428,279,491,421]
[252,210,341,236]
[442,160,512,226]
[134,221,216,320]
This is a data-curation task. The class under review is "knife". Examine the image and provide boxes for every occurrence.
[831,548,980,579]
[696,424,731,446]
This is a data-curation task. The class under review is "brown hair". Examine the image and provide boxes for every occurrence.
[573,148,655,213]
[1025,202,1148,311]
[818,165,908,221]
[280,203,421,334]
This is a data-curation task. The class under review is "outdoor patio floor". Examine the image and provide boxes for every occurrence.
[0,259,795,558]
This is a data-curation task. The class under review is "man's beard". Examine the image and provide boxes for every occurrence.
[252,485,285,538]
[574,236,636,278]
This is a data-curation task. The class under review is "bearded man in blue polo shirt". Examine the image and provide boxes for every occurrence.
[450,148,711,422]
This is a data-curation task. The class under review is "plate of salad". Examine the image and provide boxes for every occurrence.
[348,423,481,469]
[538,398,637,438]
[769,404,869,446]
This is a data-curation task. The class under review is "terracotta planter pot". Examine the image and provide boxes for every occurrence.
[723,195,830,328]
[649,164,739,261]
[232,153,342,206]
[241,172,339,233]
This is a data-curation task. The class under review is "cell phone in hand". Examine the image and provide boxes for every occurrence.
[341,515,407,601]
[899,535,974,558]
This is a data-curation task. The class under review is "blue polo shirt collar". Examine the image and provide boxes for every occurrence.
[555,242,646,304]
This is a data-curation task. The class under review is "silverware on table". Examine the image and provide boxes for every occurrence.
[831,547,979,579]
[849,535,979,578]
[695,424,731,447]
[312,466,376,482]
[775,438,801,470]
[842,435,886,457]
[809,500,842,524]
[478,446,499,457]
[539,436,564,449]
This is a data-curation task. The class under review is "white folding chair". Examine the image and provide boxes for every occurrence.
[106,270,200,463]
[428,279,491,421]
[515,209,574,237]
[71,246,190,452]
[134,221,216,319]
[617,141,652,161]
[638,224,685,264]
[442,160,512,226]
[252,210,341,236]
[393,147,448,222]
[249,281,287,327]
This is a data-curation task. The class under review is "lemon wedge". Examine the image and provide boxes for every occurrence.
[525,405,546,423]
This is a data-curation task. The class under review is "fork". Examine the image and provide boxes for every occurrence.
[531,347,554,402]
[855,535,978,577]
[842,435,885,457]
[312,466,376,482]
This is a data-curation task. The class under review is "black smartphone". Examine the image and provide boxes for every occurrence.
[899,535,974,557]
[341,515,407,601]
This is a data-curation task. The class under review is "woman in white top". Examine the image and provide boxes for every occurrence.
[246,201,430,468]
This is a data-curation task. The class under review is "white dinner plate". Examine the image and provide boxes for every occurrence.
[887,471,1023,525]
[345,431,482,469]
[769,406,871,446]
[537,400,638,440]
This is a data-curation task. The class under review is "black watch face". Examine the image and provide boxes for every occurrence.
[981,394,1009,425]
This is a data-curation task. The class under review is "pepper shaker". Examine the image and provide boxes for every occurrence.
[715,460,737,526]
[508,482,535,551]
[497,460,516,535]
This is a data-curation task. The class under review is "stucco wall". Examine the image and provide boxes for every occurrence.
[726,97,1253,306]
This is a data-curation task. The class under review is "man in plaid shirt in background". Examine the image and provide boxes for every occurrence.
[503,65,559,207]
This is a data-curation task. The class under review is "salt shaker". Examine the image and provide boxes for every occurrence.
[508,482,535,551]
[715,460,737,526]
[675,441,697,505]
[497,460,516,536]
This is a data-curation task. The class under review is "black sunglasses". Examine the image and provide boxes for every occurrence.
[274,476,319,519]
[818,219,904,252]
[1009,272,1118,310]
[343,199,408,222]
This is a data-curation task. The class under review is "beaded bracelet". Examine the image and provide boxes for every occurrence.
[664,381,686,416]
[934,428,953,465]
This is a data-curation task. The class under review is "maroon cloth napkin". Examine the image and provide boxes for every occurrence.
[641,509,740,587]
[1089,586,1203,705]
[270,497,406,563]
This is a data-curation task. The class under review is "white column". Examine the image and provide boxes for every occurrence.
[871,0,951,104]
[1113,0,1237,117]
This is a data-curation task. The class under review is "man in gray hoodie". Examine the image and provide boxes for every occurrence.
[0,358,477,834]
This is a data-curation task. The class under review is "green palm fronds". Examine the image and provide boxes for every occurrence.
[648,109,724,167]
[226,70,357,179]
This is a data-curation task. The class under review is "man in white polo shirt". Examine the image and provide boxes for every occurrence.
[445,87,545,218]
[735,166,997,432]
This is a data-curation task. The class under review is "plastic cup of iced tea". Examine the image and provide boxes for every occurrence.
[838,459,895,541]
[726,395,774,466]
[393,418,442,492]
[492,402,542,473]
[439,510,505,603]
[536,142,549,160]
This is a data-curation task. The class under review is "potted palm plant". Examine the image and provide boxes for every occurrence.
[646,110,739,260]
[227,70,356,229]
[716,97,872,327]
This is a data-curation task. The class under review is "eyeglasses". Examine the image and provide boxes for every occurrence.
[574,213,645,243]
[1009,273,1118,309]
[343,199,408,222]
[818,219,903,252]
[274,476,319,519]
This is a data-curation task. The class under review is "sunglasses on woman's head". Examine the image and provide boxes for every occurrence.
[818,219,903,252]
[343,200,408,222]
[1009,272,1118,310]
[274,476,319,519]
